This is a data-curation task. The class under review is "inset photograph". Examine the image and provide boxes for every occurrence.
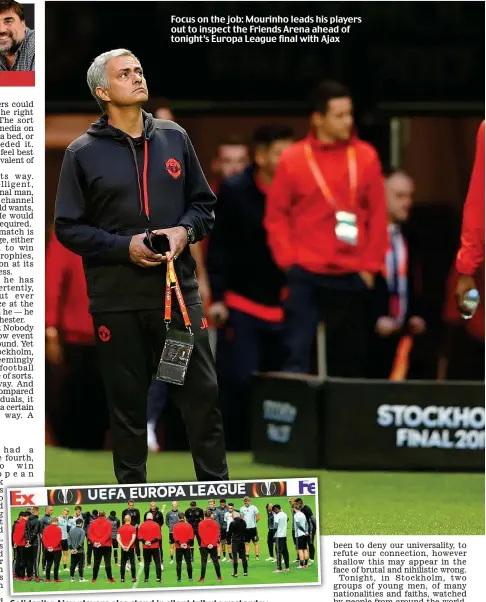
[9,478,320,593]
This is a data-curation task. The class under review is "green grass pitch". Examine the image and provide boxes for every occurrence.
[44,447,485,536]
[11,496,319,594]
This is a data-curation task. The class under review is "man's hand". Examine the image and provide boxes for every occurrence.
[94,542,101,548]
[207,544,213,549]
[48,547,53,552]
[376,316,400,337]
[129,233,165,268]
[456,274,477,312]
[359,271,375,289]
[25,542,31,548]
[197,274,212,307]
[145,540,152,547]
[71,549,77,555]
[152,226,188,262]
[407,315,426,336]
[46,328,63,365]
[13,543,17,549]
[181,543,187,549]
[208,301,229,327]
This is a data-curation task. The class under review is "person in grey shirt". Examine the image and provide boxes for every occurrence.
[0,1,35,71]
[272,505,290,572]
[68,518,87,582]
[57,508,70,571]
[165,501,180,564]
[292,504,309,568]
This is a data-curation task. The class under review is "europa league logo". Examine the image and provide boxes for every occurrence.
[264,481,275,496]
[48,488,83,506]
[251,480,286,498]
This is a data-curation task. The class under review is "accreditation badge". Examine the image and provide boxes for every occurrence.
[335,211,358,246]
[157,328,194,386]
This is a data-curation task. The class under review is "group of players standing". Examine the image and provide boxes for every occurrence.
[11,495,316,586]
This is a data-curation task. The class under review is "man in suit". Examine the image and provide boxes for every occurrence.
[367,169,426,379]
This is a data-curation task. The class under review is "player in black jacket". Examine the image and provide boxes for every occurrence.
[227,515,248,577]
[185,501,204,560]
[54,48,228,486]
[295,498,317,563]
[24,507,41,581]
[143,502,164,527]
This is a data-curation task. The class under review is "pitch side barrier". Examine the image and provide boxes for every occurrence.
[252,373,485,471]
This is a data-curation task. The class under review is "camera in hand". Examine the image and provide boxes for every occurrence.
[143,229,171,255]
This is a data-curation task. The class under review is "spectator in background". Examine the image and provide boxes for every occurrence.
[455,120,485,312]
[207,125,293,450]
[210,135,251,192]
[367,169,426,379]
[265,80,387,377]
[154,98,175,121]
[45,231,108,449]
[0,0,35,71]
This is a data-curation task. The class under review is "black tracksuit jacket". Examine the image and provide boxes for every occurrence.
[54,111,215,314]
[207,165,285,307]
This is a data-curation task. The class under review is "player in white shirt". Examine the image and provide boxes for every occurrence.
[224,503,235,562]
[240,496,260,560]
[292,504,309,568]
[271,505,290,573]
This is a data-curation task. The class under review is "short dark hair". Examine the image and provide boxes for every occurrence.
[204,509,213,518]
[109,510,116,517]
[190,501,196,507]
[228,502,234,507]
[273,504,281,511]
[75,505,82,512]
[217,134,248,148]
[76,518,83,526]
[92,509,98,517]
[178,512,185,520]
[311,80,351,114]
[128,500,134,504]
[0,0,24,20]
[253,125,294,148]
[220,499,226,504]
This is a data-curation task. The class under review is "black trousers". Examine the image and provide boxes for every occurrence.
[86,540,93,565]
[200,546,221,579]
[143,548,162,580]
[267,529,276,557]
[308,517,317,561]
[45,550,61,581]
[70,550,85,578]
[231,539,247,574]
[92,305,228,484]
[14,546,26,578]
[283,268,368,376]
[216,308,286,450]
[275,537,289,570]
[120,549,136,580]
[93,546,112,580]
[175,547,192,580]
[25,544,41,578]
[367,332,401,378]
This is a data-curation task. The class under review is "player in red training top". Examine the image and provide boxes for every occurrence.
[456,121,485,311]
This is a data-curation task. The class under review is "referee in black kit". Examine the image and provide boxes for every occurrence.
[54,48,228,485]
